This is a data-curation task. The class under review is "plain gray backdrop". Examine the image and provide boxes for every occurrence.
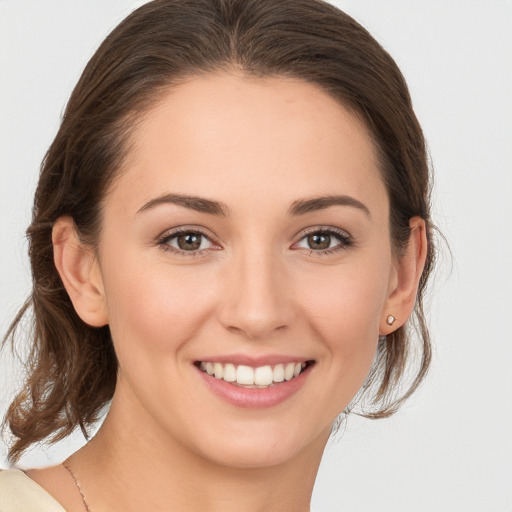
[1,1,511,511]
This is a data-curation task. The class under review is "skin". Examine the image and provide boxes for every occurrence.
[28,72,427,512]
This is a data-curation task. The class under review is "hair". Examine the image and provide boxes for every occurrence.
[3,0,435,462]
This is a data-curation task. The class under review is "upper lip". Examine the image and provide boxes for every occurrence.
[195,354,313,367]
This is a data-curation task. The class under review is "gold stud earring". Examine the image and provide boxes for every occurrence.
[386,315,395,326]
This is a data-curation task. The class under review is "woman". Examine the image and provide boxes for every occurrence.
[0,0,435,510]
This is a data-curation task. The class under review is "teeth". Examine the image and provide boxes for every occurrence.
[214,362,223,379]
[284,363,295,381]
[223,363,237,382]
[236,365,254,385]
[273,364,284,383]
[199,361,308,387]
[254,365,273,386]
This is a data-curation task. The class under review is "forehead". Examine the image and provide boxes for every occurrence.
[109,72,387,218]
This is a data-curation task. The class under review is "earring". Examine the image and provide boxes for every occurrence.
[386,315,395,326]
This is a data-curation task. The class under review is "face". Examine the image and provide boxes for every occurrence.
[93,73,397,468]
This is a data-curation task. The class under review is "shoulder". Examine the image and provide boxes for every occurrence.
[0,469,66,512]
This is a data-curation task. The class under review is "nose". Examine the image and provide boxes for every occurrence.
[216,247,295,340]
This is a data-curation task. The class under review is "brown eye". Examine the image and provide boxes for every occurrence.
[294,228,352,254]
[160,230,215,254]
[307,233,331,250]
[177,232,203,250]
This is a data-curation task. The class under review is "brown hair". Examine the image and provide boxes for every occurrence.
[2,0,435,462]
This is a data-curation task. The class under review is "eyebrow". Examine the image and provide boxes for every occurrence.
[137,193,370,218]
[137,193,229,216]
[289,195,371,217]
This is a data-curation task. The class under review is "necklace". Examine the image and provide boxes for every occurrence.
[62,461,91,512]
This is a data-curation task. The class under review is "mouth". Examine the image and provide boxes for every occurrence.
[195,360,314,388]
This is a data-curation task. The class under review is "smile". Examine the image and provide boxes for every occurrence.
[197,361,308,388]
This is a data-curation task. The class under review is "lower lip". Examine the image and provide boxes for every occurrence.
[196,364,312,408]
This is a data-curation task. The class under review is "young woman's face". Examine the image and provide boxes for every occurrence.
[94,73,397,468]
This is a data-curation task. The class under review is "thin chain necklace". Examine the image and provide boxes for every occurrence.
[61,460,313,512]
[62,461,91,512]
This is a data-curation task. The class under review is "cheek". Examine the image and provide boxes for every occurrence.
[299,259,389,338]
[102,258,216,358]
[296,256,390,394]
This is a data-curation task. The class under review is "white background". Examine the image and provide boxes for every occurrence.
[1,1,511,511]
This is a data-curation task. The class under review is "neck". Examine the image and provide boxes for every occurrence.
[71,386,328,512]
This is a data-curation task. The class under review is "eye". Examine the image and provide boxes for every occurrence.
[158,228,218,255]
[293,228,352,254]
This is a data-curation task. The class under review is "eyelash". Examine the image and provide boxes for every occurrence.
[157,226,353,257]
[158,227,219,257]
[293,227,353,256]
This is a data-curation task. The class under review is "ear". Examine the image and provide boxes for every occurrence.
[380,217,428,335]
[52,217,108,327]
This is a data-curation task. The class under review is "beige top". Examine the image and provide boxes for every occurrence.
[0,468,318,511]
[0,469,65,512]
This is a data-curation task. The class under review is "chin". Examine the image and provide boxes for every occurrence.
[201,443,305,469]
[185,419,330,470]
